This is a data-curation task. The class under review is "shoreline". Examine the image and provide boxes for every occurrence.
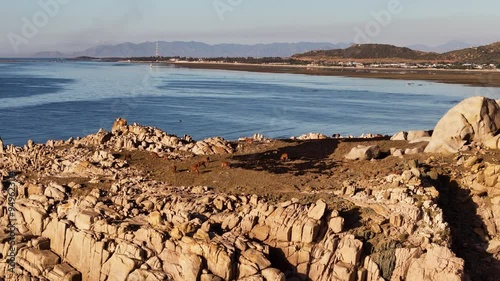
[165,61,500,87]
[3,58,500,87]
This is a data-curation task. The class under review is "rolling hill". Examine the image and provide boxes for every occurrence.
[293,42,500,64]
[442,42,500,64]
[293,44,441,62]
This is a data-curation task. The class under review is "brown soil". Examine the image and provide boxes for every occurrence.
[126,138,433,203]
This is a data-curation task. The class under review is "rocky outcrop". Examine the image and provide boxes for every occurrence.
[0,118,235,180]
[294,133,328,140]
[462,160,500,242]
[391,130,432,143]
[0,175,465,281]
[390,147,425,157]
[425,96,500,153]
[0,119,469,281]
[96,118,233,156]
[391,131,408,141]
[112,117,128,133]
[405,245,464,281]
[191,137,234,155]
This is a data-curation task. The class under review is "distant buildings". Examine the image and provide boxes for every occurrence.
[307,61,498,70]
[160,56,499,71]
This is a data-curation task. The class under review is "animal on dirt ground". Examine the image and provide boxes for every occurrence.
[191,164,200,174]
[280,153,289,161]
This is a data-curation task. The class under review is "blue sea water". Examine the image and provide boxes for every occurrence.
[0,59,499,146]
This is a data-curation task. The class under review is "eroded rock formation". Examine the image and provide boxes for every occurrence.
[0,115,480,280]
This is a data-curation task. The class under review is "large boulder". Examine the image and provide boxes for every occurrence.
[390,130,432,142]
[407,130,432,143]
[391,131,408,141]
[345,145,381,160]
[425,97,500,153]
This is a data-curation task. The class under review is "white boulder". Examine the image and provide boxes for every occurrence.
[425,97,500,153]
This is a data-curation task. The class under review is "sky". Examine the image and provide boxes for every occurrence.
[0,0,499,56]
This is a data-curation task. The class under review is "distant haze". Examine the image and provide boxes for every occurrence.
[407,41,477,54]
[1,0,499,57]
[33,41,352,58]
[32,40,489,59]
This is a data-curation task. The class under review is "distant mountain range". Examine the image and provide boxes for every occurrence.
[32,40,493,60]
[33,41,352,58]
[32,51,66,58]
[293,42,500,64]
[407,40,476,53]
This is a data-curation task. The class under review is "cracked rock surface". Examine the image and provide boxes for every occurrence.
[1,116,494,280]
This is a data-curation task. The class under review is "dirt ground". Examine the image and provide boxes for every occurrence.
[124,138,434,202]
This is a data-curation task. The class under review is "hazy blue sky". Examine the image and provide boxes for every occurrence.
[1,0,499,56]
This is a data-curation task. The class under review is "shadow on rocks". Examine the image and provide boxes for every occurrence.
[232,139,341,175]
[340,207,363,231]
[268,246,307,280]
[431,175,500,281]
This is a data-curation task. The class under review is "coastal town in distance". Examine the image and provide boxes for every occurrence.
[68,41,500,87]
